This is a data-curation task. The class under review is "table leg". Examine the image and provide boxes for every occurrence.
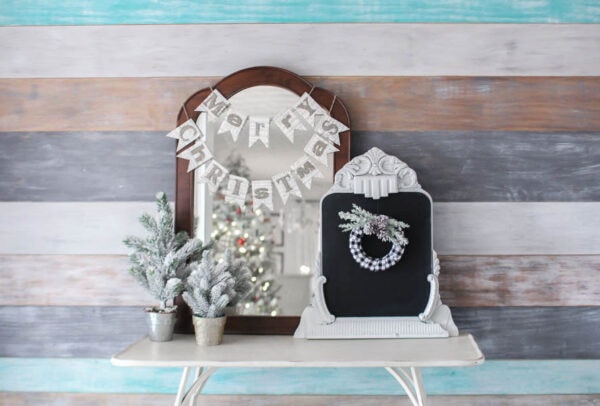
[184,367,218,406]
[174,367,192,406]
[385,367,427,406]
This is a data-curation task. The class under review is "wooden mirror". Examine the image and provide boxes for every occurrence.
[173,66,351,334]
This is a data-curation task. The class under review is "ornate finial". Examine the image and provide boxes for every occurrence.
[334,147,420,199]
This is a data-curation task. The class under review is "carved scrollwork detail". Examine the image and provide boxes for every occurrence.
[334,147,421,192]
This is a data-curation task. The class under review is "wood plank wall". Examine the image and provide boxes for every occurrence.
[1,1,599,404]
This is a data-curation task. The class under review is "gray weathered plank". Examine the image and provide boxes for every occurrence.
[2,202,599,255]
[2,393,600,406]
[452,307,600,359]
[0,132,173,201]
[0,306,147,358]
[353,131,600,202]
[3,131,600,202]
[1,24,599,78]
[1,306,599,359]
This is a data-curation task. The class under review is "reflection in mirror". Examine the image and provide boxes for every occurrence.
[194,86,333,316]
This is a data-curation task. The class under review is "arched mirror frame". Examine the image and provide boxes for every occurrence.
[173,66,351,334]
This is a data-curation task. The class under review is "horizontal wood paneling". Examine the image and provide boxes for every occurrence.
[0,202,155,255]
[2,202,599,255]
[1,25,599,78]
[0,132,174,201]
[432,203,600,255]
[439,256,600,307]
[0,255,152,306]
[1,358,600,395]
[2,393,600,406]
[0,306,147,358]
[453,307,600,359]
[3,77,600,132]
[3,130,600,202]
[2,306,599,359]
[354,131,600,202]
[4,255,600,307]
[2,0,599,25]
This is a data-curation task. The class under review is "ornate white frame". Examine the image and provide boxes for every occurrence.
[294,147,458,339]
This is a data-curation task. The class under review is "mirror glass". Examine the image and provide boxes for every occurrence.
[194,86,334,316]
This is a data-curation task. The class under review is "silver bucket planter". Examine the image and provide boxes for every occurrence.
[192,315,227,346]
[145,308,177,342]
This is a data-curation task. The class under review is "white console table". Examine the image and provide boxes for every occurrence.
[112,334,484,406]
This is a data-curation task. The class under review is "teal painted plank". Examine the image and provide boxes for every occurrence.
[1,358,600,395]
[0,0,599,25]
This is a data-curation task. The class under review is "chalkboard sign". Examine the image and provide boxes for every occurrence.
[322,192,432,317]
[295,147,458,339]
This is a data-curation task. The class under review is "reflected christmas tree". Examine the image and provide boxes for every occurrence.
[210,152,282,316]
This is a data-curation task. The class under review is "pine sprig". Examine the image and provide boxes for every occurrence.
[123,191,210,311]
[338,204,409,246]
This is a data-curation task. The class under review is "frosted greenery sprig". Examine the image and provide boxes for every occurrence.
[338,204,409,247]
[183,249,252,318]
[123,192,210,312]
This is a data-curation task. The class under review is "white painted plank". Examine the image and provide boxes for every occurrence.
[1,202,598,255]
[0,24,598,78]
[0,202,155,255]
[433,202,600,255]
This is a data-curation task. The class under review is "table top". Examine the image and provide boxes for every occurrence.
[111,334,484,368]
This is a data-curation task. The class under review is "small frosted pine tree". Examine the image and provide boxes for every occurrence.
[183,249,252,318]
[123,192,210,312]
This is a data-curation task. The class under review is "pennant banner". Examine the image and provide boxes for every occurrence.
[223,175,250,207]
[294,93,325,126]
[304,134,339,166]
[313,114,349,145]
[251,180,274,211]
[273,108,307,143]
[199,159,229,191]
[172,88,349,208]
[272,170,302,204]
[217,109,248,142]
[177,141,213,172]
[195,89,230,118]
[166,118,203,152]
[248,117,270,148]
[291,155,324,189]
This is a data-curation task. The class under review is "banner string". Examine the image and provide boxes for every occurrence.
[182,104,190,120]
[329,95,337,113]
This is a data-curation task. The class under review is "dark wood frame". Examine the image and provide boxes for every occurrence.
[173,66,351,334]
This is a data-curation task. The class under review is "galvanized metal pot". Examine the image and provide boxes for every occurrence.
[145,308,176,342]
[192,315,227,346]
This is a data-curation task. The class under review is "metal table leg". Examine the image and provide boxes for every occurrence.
[174,367,192,406]
[385,366,427,406]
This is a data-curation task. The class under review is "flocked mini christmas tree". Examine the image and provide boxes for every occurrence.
[123,192,209,312]
[182,249,253,318]
[210,152,282,316]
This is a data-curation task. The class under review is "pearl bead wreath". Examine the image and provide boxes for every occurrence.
[349,228,406,271]
[339,204,409,272]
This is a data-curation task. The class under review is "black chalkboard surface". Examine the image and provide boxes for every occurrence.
[321,192,432,317]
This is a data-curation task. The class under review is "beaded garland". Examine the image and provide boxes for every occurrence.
[349,228,406,271]
[338,204,409,272]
